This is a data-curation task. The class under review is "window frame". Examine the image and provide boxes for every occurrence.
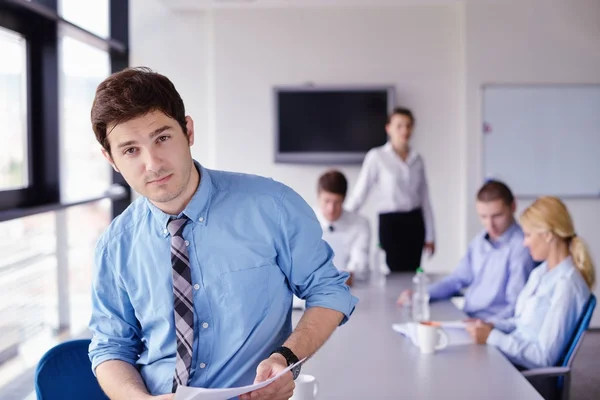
[0,0,130,221]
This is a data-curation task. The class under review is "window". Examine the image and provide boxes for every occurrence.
[0,0,129,397]
[66,199,112,333]
[0,27,28,192]
[59,0,110,38]
[0,212,57,351]
[59,36,112,202]
[0,200,112,393]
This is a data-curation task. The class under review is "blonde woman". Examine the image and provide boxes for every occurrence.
[466,196,595,369]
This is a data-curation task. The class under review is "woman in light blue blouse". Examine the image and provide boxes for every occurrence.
[466,196,595,369]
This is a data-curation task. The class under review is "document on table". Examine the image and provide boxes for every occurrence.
[174,358,305,400]
[392,321,472,347]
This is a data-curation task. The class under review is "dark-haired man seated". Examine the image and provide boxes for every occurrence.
[397,181,535,321]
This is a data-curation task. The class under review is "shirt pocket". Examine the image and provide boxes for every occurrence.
[519,293,551,334]
[218,264,272,335]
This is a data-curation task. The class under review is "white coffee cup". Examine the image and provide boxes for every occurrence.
[289,374,318,400]
[417,322,449,354]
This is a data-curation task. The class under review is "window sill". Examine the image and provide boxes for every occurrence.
[0,185,129,223]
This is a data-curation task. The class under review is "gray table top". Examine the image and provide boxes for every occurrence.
[293,274,543,400]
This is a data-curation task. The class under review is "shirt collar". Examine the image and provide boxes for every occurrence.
[484,221,519,247]
[384,141,418,164]
[146,160,213,237]
[538,256,575,287]
[314,208,347,231]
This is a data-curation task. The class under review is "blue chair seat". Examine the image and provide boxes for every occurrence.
[35,339,108,400]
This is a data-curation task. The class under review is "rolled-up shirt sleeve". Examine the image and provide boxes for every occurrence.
[88,243,143,374]
[275,186,358,325]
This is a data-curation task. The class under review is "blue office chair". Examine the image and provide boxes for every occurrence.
[522,294,596,400]
[35,339,108,400]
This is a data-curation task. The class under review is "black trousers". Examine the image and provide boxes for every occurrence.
[378,209,425,273]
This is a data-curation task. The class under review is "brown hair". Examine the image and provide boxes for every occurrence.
[477,180,515,206]
[387,107,415,125]
[91,67,187,155]
[318,170,348,197]
[520,196,595,289]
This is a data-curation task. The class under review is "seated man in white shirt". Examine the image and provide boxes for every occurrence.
[314,170,371,282]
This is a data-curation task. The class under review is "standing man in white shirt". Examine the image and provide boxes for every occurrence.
[314,170,371,282]
[345,107,435,273]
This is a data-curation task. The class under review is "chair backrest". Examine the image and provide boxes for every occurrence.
[558,294,596,367]
[35,339,108,400]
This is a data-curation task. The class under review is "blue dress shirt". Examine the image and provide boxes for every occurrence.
[487,256,590,369]
[428,223,535,320]
[88,162,358,395]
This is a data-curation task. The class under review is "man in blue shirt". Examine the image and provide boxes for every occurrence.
[397,181,535,320]
[88,67,358,400]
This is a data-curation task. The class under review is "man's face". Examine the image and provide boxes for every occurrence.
[318,191,345,222]
[103,111,195,207]
[476,199,515,240]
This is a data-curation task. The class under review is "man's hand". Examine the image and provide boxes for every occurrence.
[153,395,175,400]
[465,320,493,344]
[423,242,435,257]
[239,353,295,400]
[396,289,413,305]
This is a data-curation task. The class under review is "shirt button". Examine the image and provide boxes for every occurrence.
[194,284,200,290]
[163,228,168,234]
[202,322,209,329]
[199,217,204,222]
[200,362,206,369]
[184,240,190,246]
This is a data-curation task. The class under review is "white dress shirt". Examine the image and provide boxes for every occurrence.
[314,208,371,280]
[486,256,590,369]
[345,142,435,242]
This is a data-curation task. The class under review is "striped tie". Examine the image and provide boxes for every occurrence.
[168,216,194,392]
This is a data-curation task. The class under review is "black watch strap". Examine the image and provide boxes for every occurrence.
[270,346,301,379]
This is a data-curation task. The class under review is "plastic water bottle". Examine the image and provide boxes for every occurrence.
[371,244,390,287]
[412,267,430,322]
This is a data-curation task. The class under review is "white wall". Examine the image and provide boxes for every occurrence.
[130,0,213,165]
[465,0,600,325]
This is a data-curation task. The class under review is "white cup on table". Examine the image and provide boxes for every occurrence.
[289,374,318,400]
[417,322,449,354]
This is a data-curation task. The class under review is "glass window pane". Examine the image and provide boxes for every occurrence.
[59,0,110,38]
[0,212,57,364]
[0,200,112,396]
[0,27,28,191]
[59,36,112,202]
[67,199,111,334]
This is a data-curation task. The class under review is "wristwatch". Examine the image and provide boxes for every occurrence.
[270,346,301,380]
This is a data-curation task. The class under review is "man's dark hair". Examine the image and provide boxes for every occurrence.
[387,107,415,125]
[318,170,348,197]
[91,67,187,155]
[477,180,515,206]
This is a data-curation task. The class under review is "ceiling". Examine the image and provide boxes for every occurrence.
[160,0,470,11]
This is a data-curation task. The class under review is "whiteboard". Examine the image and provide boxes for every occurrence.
[483,85,600,198]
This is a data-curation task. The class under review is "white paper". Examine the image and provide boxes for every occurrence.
[174,358,306,400]
[437,320,467,329]
[392,322,472,347]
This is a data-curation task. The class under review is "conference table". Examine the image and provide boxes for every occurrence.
[292,274,543,399]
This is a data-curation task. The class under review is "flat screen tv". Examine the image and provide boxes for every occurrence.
[274,85,396,164]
